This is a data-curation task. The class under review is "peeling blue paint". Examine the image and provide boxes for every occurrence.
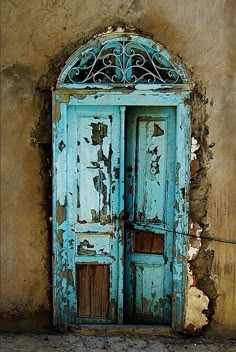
[52,34,191,332]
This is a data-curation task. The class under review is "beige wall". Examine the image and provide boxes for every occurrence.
[1,0,235,335]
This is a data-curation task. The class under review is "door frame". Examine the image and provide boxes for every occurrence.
[52,88,191,331]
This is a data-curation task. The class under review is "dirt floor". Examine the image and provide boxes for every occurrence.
[0,333,235,352]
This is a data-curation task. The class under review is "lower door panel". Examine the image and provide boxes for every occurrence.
[76,264,110,322]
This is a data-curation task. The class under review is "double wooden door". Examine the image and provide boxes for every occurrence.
[66,104,176,324]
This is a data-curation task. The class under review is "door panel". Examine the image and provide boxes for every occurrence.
[134,263,164,320]
[135,118,167,223]
[132,230,164,254]
[125,106,176,323]
[67,106,123,323]
[77,264,109,319]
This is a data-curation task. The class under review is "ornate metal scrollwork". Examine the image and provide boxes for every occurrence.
[63,39,184,86]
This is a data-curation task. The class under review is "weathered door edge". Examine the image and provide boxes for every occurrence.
[118,106,126,324]
[52,94,69,331]
[172,102,191,331]
[52,89,191,331]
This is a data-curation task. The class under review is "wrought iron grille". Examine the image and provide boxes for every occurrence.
[61,38,185,86]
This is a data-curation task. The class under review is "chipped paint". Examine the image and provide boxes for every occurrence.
[56,200,66,225]
[76,233,111,256]
[57,229,64,247]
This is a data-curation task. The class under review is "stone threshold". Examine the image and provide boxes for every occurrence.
[68,324,174,336]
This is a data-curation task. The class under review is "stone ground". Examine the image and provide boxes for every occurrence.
[0,334,236,352]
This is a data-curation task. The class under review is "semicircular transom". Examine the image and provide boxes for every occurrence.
[57,34,190,89]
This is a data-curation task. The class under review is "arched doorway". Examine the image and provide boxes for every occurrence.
[52,33,191,331]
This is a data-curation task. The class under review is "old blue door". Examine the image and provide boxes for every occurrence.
[66,104,176,324]
[124,106,175,323]
[53,34,191,330]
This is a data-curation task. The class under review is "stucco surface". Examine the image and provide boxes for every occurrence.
[0,0,236,335]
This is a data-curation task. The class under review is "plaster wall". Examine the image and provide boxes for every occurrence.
[0,0,235,335]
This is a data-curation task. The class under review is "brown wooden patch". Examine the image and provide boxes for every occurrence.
[133,231,164,254]
[76,264,109,319]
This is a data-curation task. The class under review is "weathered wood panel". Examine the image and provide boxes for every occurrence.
[134,263,164,321]
[133,231,164,254]
[77,264,109,319]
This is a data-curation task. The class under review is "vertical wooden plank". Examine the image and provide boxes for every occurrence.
[53,98,68,331]
[66,106,78,322]
[136,119,167,223]
[67,106,78,224]
[136,120,146,222]
[91,265,109,318]
[117,106,125,324]
[77,265,109,319]
[172,101,191,331]
[107,106,120,322]
[125,114,134,219]
[162,107,176,323]
[77,265,91,317]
